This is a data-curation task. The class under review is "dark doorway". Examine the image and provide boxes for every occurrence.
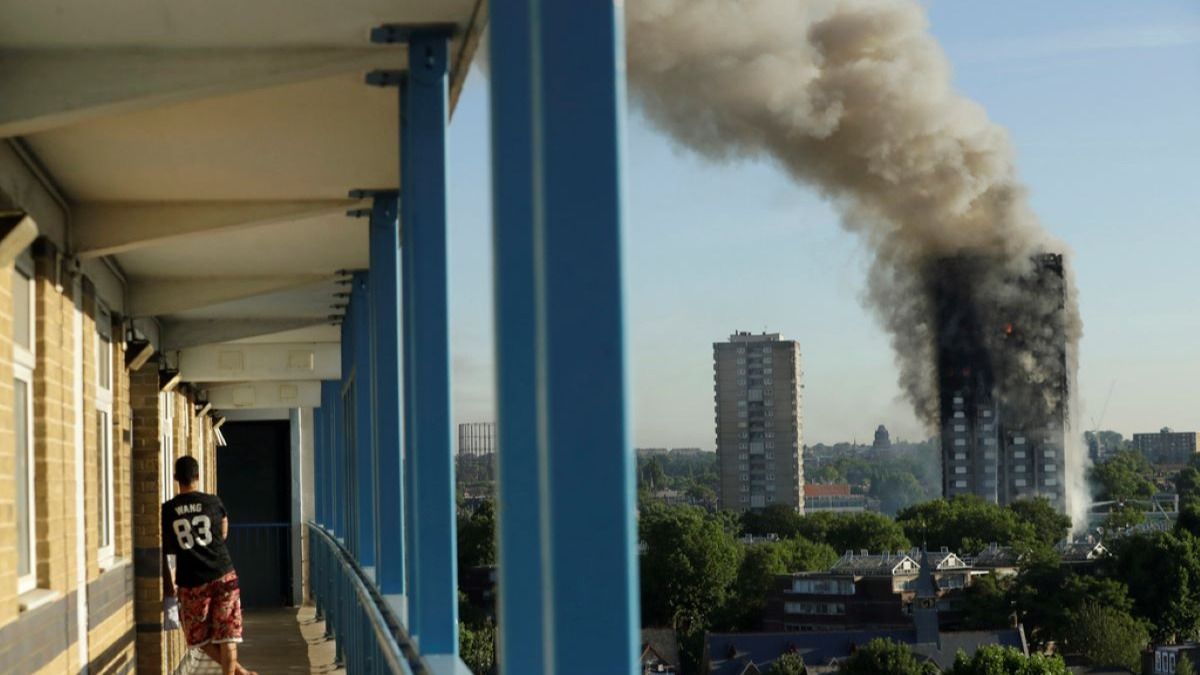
[218,420,292,608]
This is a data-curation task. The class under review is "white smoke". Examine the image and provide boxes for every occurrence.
[624,0,1090,528]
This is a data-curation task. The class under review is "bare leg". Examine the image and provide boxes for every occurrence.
[200,645,254,675]
[216,643,257,675]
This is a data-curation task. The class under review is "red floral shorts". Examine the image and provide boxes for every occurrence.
[178,571,243,647]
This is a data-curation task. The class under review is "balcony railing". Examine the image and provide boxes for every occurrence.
[309,522,420,674]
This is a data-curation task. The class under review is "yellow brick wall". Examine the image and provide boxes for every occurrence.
[0,245,186,674]
[0,263,16,625]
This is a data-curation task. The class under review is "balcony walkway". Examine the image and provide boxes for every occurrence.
[190,607,343,675]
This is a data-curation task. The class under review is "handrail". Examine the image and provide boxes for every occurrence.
[308,521,425,674]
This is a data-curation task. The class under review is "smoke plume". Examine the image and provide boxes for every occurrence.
[624,0,1088,526]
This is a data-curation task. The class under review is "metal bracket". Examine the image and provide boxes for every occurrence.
[366,69,405,88]
[348,189,400,199]
[370,23,457,44]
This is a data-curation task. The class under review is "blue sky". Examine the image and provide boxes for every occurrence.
[445,0,1200,447]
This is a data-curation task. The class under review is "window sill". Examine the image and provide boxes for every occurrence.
[19,588,62,613]
[99,555,127,573]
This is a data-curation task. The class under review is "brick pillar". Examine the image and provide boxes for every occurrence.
[130,365,165,674]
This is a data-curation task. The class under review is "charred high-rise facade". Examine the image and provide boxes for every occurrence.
[933,253,1069,510]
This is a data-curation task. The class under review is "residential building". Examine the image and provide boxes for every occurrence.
[933,253,1069,511]
[1148,644,1200,675]
[1132,428,1198,466]
[714,331,804,511]
[715,551,1022,674]
[804,484,871,513]
[763,549,973,632]
[641,628,681,674]
[969,544,1024,578]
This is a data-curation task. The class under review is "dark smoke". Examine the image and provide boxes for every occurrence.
[624,0,1087,524]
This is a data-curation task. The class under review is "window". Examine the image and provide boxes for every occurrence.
[14,252,37,593]
[954,452,966,460]
[1045,450,1057,458]
[954,466,967,474]
[1014,450,1026,459]
[954,439,965,446]
[1045,478,1058,487]
[791,578,854,595]
[1045,464,1057,473]
[1014,436,1026,445]
[785,601,845,615]
[953,411,964,419]
[96,302,115,564]
[1015,478,1027,487]
[954,480,967,488]
[954,424,965,432]
[952,396,963,405]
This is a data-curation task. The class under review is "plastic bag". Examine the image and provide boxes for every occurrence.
[163,595,181,631]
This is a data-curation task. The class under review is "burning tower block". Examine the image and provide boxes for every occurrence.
[932,253,1069,511]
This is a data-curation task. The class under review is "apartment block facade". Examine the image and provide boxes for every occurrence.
[934,254,1069,510]
[714,332,804,512]
[0,238,221,674]
[1132,428,1198,466]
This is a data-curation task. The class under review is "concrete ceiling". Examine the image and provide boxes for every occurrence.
[1,0,487,407]
[0,0,477,48]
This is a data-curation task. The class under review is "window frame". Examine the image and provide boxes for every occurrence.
[14,252,37,594]
[161,392,176,503]
[95,301,116,565]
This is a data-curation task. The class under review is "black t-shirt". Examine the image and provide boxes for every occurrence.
[161,492,235,588]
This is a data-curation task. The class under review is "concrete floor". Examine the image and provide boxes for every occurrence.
[189,606,343,674]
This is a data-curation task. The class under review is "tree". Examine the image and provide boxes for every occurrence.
[459,620,496,674]
[1178,653,1196,675]
[1090,449,1155,501]
[956,571,1013,630]
[1065,602,1149,672]
[1101,503,1147,532]
[896,496,1032,554]
[1008,498,1072,547]
[724,538,837,629]
[457,499,496,570]
[837,639,938,675]
[793,511,910,554]
[944,644,1068,675]
[1110,530,1200,642]
[1009,561,1135,648]
[639,503,741,631]
[768,652,808,675]
[743,503,803,539]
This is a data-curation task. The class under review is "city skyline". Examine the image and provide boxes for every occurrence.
[444,0,1200,448]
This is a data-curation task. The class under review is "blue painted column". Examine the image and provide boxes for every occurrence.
[400,30,458,657]
[486,2,544,672]
[368,193,407,600]
[352,271,377,571]
[489,2,639,672]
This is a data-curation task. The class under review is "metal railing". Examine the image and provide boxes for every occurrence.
[308,521,422,674]
[226,523,291,608]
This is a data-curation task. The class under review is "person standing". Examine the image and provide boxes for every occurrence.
[162,455,257,675]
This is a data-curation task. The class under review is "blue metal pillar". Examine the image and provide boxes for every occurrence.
[400,30,458,657]
[489,1,639,672]
[486,2,544,671]
[352,271,377,571]
[367,192,407,601]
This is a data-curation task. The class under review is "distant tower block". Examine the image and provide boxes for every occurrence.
[932,253,1068,510]
[873,425,891,449]
[713,331,805,512]
[457,422,496,483]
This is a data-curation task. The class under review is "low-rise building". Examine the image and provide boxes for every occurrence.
[710,550,1024,674]
[803,484,872,513]
[763,549,972,632]
[1147,644,1200,675]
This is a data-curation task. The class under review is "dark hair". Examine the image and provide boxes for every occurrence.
[174,455,200,485]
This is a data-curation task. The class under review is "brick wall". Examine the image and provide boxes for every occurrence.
[0,244,210,674]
